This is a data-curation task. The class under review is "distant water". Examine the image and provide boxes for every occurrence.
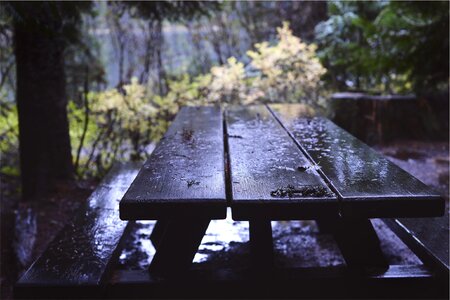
[94,22,245,88]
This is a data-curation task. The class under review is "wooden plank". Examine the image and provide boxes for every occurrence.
[107,265,446,299]
[269,104,445,218]
[383,216,449,277]
[225,105,337,220]
[90,162,141,210]
[16,163,140,291]
[120,106,227,220]
[14,264,444,299]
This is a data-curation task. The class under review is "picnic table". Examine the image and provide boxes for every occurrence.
[120,104,444,275]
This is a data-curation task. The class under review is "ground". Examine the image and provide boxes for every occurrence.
[0,140,448,299]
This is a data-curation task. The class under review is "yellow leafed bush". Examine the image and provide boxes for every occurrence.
[208,57,249,105]
[91,77,157,133]
[247,22,326,104]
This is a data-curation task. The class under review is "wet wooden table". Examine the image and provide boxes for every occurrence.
[120,104,444,275]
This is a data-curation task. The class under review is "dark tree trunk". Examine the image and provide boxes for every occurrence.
[14,13,74,201]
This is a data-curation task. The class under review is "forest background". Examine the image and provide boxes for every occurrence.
[1,1,448,186]
[0,2,448,299]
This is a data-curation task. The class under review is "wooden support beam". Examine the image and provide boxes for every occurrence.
[331,218,389,272]
[249,220,274,269]
[149,218,210,276]
[149,220,168,251]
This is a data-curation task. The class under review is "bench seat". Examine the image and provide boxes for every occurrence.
[15,162,141,298]
[384,216,449,277]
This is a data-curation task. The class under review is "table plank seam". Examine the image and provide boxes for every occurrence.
[222,109,233,205]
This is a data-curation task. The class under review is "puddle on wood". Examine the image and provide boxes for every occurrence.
[284,117,399,192]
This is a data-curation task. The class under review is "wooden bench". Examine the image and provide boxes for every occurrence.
[15,163,141,299]
[383,216,449,277]
[15,104,448,299]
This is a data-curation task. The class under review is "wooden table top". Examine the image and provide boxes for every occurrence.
[120,104,444,220]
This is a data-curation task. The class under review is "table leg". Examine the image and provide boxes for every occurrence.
[149,218,210,275]
[249,219,274,269]
[330,218,388,271]
[315,219,334,234]
[150,220,168,251]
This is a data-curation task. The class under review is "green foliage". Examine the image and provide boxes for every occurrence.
[0,22,326,179]
[375,1,449,93]
[0,100,18,151]
[72,23,325,178]
[208,57,248,104]
[68,77,195,178]
[163,22,326,106]
[0,97,19,176]
[248,22,326,104]
[315,1,449,94]
[67,100,98,176]
[314,1,390,92]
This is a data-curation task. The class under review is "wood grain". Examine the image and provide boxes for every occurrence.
[225,105,337,220]
[120,106,227,220]
[269,103,444,217]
